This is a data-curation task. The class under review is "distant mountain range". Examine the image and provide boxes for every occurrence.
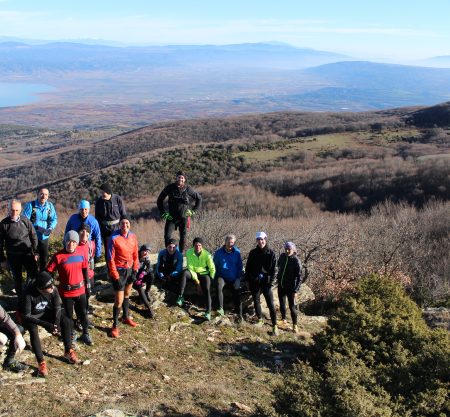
[1,41,450,125]
[0,41,351,72]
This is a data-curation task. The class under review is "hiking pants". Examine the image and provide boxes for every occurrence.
[25,312,72,362]
[7,253,38,309]
[249,280,277,326]
[277,286,298,325]
[217,277,242,317]
[180,270,212,313]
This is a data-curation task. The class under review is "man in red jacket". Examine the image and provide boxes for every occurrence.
[47,230,93,346]
[107,215,139,338]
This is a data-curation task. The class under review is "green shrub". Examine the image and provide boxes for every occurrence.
[266,275,450,417]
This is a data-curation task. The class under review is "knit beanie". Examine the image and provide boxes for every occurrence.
[35,271,54,289]
[64,230,79,245]
[100,183,112,195]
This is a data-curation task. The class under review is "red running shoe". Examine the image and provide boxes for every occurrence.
[121,317,138,327]
[38,361,48,377]
[109,327,120,338]
[64,349,78,364]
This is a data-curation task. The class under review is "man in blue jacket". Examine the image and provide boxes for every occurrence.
[65,200,102,261]
[213,234,243,321]
[23,188,58,271]
[155,238,183,286]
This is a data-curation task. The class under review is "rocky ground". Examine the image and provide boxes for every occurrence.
[0,279,326,417]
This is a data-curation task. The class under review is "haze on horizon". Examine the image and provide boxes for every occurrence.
[0,0,449,62]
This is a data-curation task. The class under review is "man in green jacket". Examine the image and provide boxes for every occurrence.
[177,237,215,320]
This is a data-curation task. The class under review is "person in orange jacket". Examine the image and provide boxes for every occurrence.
[107,215,139,338]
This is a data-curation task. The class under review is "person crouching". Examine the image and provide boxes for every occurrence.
[23,271,77,377]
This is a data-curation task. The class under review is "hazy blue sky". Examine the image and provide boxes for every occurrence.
[1,0,449,60]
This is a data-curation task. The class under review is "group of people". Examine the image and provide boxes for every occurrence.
[0,170,303,378]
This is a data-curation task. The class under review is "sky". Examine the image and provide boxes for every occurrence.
[1,0,449,61]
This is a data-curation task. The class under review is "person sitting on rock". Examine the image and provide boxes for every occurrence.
[155,238,183,285]
[178,237,215,321]
[23,271,77,377]
[213,234,243,322]
[132,243,155,319]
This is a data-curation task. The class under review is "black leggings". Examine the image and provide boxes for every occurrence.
[37,239,50,271]
[180,270,211,313]
[0,326,19,365]
[217,277,242,316]
[249,281,277,326]
[133,273,154,310]
[277,286,298,325]
[62,294,88,334]
[164,218,188,252]
[25,312,72,362]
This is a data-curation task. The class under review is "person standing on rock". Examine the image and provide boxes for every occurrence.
[107,215,139,337]
[157,171,202,252]
[245,232,278,335]
[23,271,78,377]
[78,223,96,319]
[0,199,38,316]
[277,241,302,333]
[178,237,215,321]
[65,200,102,263]
[47,230,93,346]
[0,304,27,373]
[23,188,58,271]
[213,234,243,322]
[95,183,126,255]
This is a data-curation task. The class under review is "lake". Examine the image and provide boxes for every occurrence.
[0,82,55,107]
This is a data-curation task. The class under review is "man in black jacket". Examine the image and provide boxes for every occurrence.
[157,171,201,252]
[0,199,38,310]
[95,183,126,254]
[245,231,278,335]
[23,271,77,377]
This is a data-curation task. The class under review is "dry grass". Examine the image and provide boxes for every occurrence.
[0,292,325,417]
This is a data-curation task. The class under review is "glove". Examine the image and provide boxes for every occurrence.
[131,271,139,283]
[43,323,55,334]
[192,276,200,285]
[13,333,26,353]
[161,212,173,221]
[44,228,52,236]
[170,271,179,278]
[186,209,195,217]
[35,226,48,235]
